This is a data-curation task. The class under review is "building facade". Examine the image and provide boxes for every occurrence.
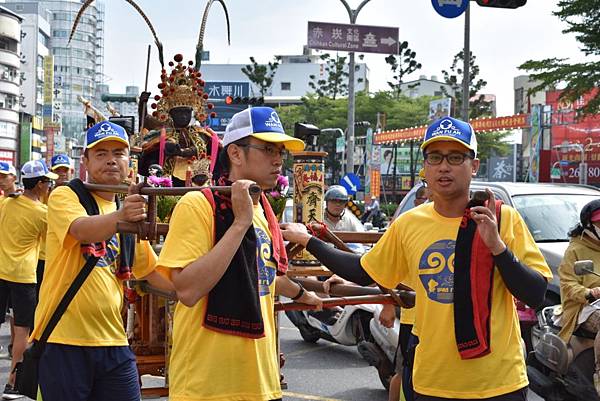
[200,49,369,100]
[3,2,53,163]
[399,75,455,99]
[8,0,105,141]
[0,6,22,164]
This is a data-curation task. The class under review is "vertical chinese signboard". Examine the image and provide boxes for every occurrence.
[527,105,542,183]
[43,55,54,126]
[291,152,327,266]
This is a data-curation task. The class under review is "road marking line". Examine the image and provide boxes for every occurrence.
[284,343,337,357]
[282,391,344,401]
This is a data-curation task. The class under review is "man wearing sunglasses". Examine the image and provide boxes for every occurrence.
[0,160,56,399]
[282,116,552,400]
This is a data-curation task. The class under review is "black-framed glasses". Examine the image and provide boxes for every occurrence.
[424,152,473,166]
[40,178,55,187]
[238,143,289,158]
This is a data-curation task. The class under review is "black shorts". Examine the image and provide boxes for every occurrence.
[36,259,45,299]
[394,323,414,373]
[414,387,528,401]
[0,279,37,329]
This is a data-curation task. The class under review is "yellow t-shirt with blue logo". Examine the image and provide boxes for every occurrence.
[361,202,552,399]
[0,195,47,283]
[31,186,156,346]
[399,275,416,326]
[157,191,281,401]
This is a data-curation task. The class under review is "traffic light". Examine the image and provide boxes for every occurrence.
[475,0,526,8]
[224,96,264,105]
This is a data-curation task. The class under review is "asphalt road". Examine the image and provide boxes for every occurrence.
[0,314,543,401]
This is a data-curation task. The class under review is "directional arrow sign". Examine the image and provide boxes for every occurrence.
[340,173,361,195]
[432,0,469,18]
[380,37,396,47]
[308,21,399,55]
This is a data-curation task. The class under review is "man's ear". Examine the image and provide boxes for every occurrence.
[227,144,244,168]
[471,158,480,177]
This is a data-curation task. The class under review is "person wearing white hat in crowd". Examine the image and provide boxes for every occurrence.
[0,159,56,399]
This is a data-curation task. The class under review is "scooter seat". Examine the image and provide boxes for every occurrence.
[573,326,597,340]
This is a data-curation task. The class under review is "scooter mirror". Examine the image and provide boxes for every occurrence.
[574,260,596,276]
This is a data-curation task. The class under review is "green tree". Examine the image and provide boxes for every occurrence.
[241,56,281,96]
[275,92,432,182]
[308,53,364,99]
[385,41,422,99]
[440,50,494,119]
[519,0,600,116]
[476,131,513,162]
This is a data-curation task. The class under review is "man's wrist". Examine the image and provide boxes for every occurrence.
[291,284,305,300]
[490,241,507,256]
[299,233,312,247]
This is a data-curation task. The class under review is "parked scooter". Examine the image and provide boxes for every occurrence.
[527,260,600,401]
[358,305,398,390]
[285,303,377,346]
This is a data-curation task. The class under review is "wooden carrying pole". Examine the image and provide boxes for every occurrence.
[276,294,397,312]
[84,183,261,240]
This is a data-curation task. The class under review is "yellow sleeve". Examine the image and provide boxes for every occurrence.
[503,206,553,280]
[47,186,87,250]
[157,192,214,270]
[132,240,158,279]
[559,244,587,304]
[360,217,408,289]
[37,204,48,242]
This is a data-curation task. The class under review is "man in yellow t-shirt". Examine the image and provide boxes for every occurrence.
[157,107,322,401]
[0,162,18,201]
[0,161,18,375]
[31,121,173,401]
[381,184,432,401]
[50,154,73,186]
[0,159,55,399]
[282,117,552,401]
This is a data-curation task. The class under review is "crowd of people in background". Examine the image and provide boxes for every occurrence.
[9,113,600,401]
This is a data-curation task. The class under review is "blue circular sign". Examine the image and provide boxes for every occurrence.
[431,0,469,19]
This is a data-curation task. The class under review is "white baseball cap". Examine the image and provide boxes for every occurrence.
[0,162,17,176]
[21,160,59,180]
[223,107,305,151]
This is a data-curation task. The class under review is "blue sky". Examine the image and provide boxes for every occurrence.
[102,0,585,117]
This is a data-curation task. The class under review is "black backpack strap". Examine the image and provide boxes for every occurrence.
[37,179,112,344]
[67,179,135,275]
[37,255,100,344]
[67,178,101,216]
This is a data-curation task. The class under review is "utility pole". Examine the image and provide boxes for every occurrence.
[461,2,470,122]
[339,0,371,176]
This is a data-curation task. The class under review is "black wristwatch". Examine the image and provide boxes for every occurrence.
[586,291,596,302]
[291,284,305,301]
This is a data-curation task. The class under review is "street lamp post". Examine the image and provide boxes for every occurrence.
[339,0,371,177]
[462,2,470,121]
